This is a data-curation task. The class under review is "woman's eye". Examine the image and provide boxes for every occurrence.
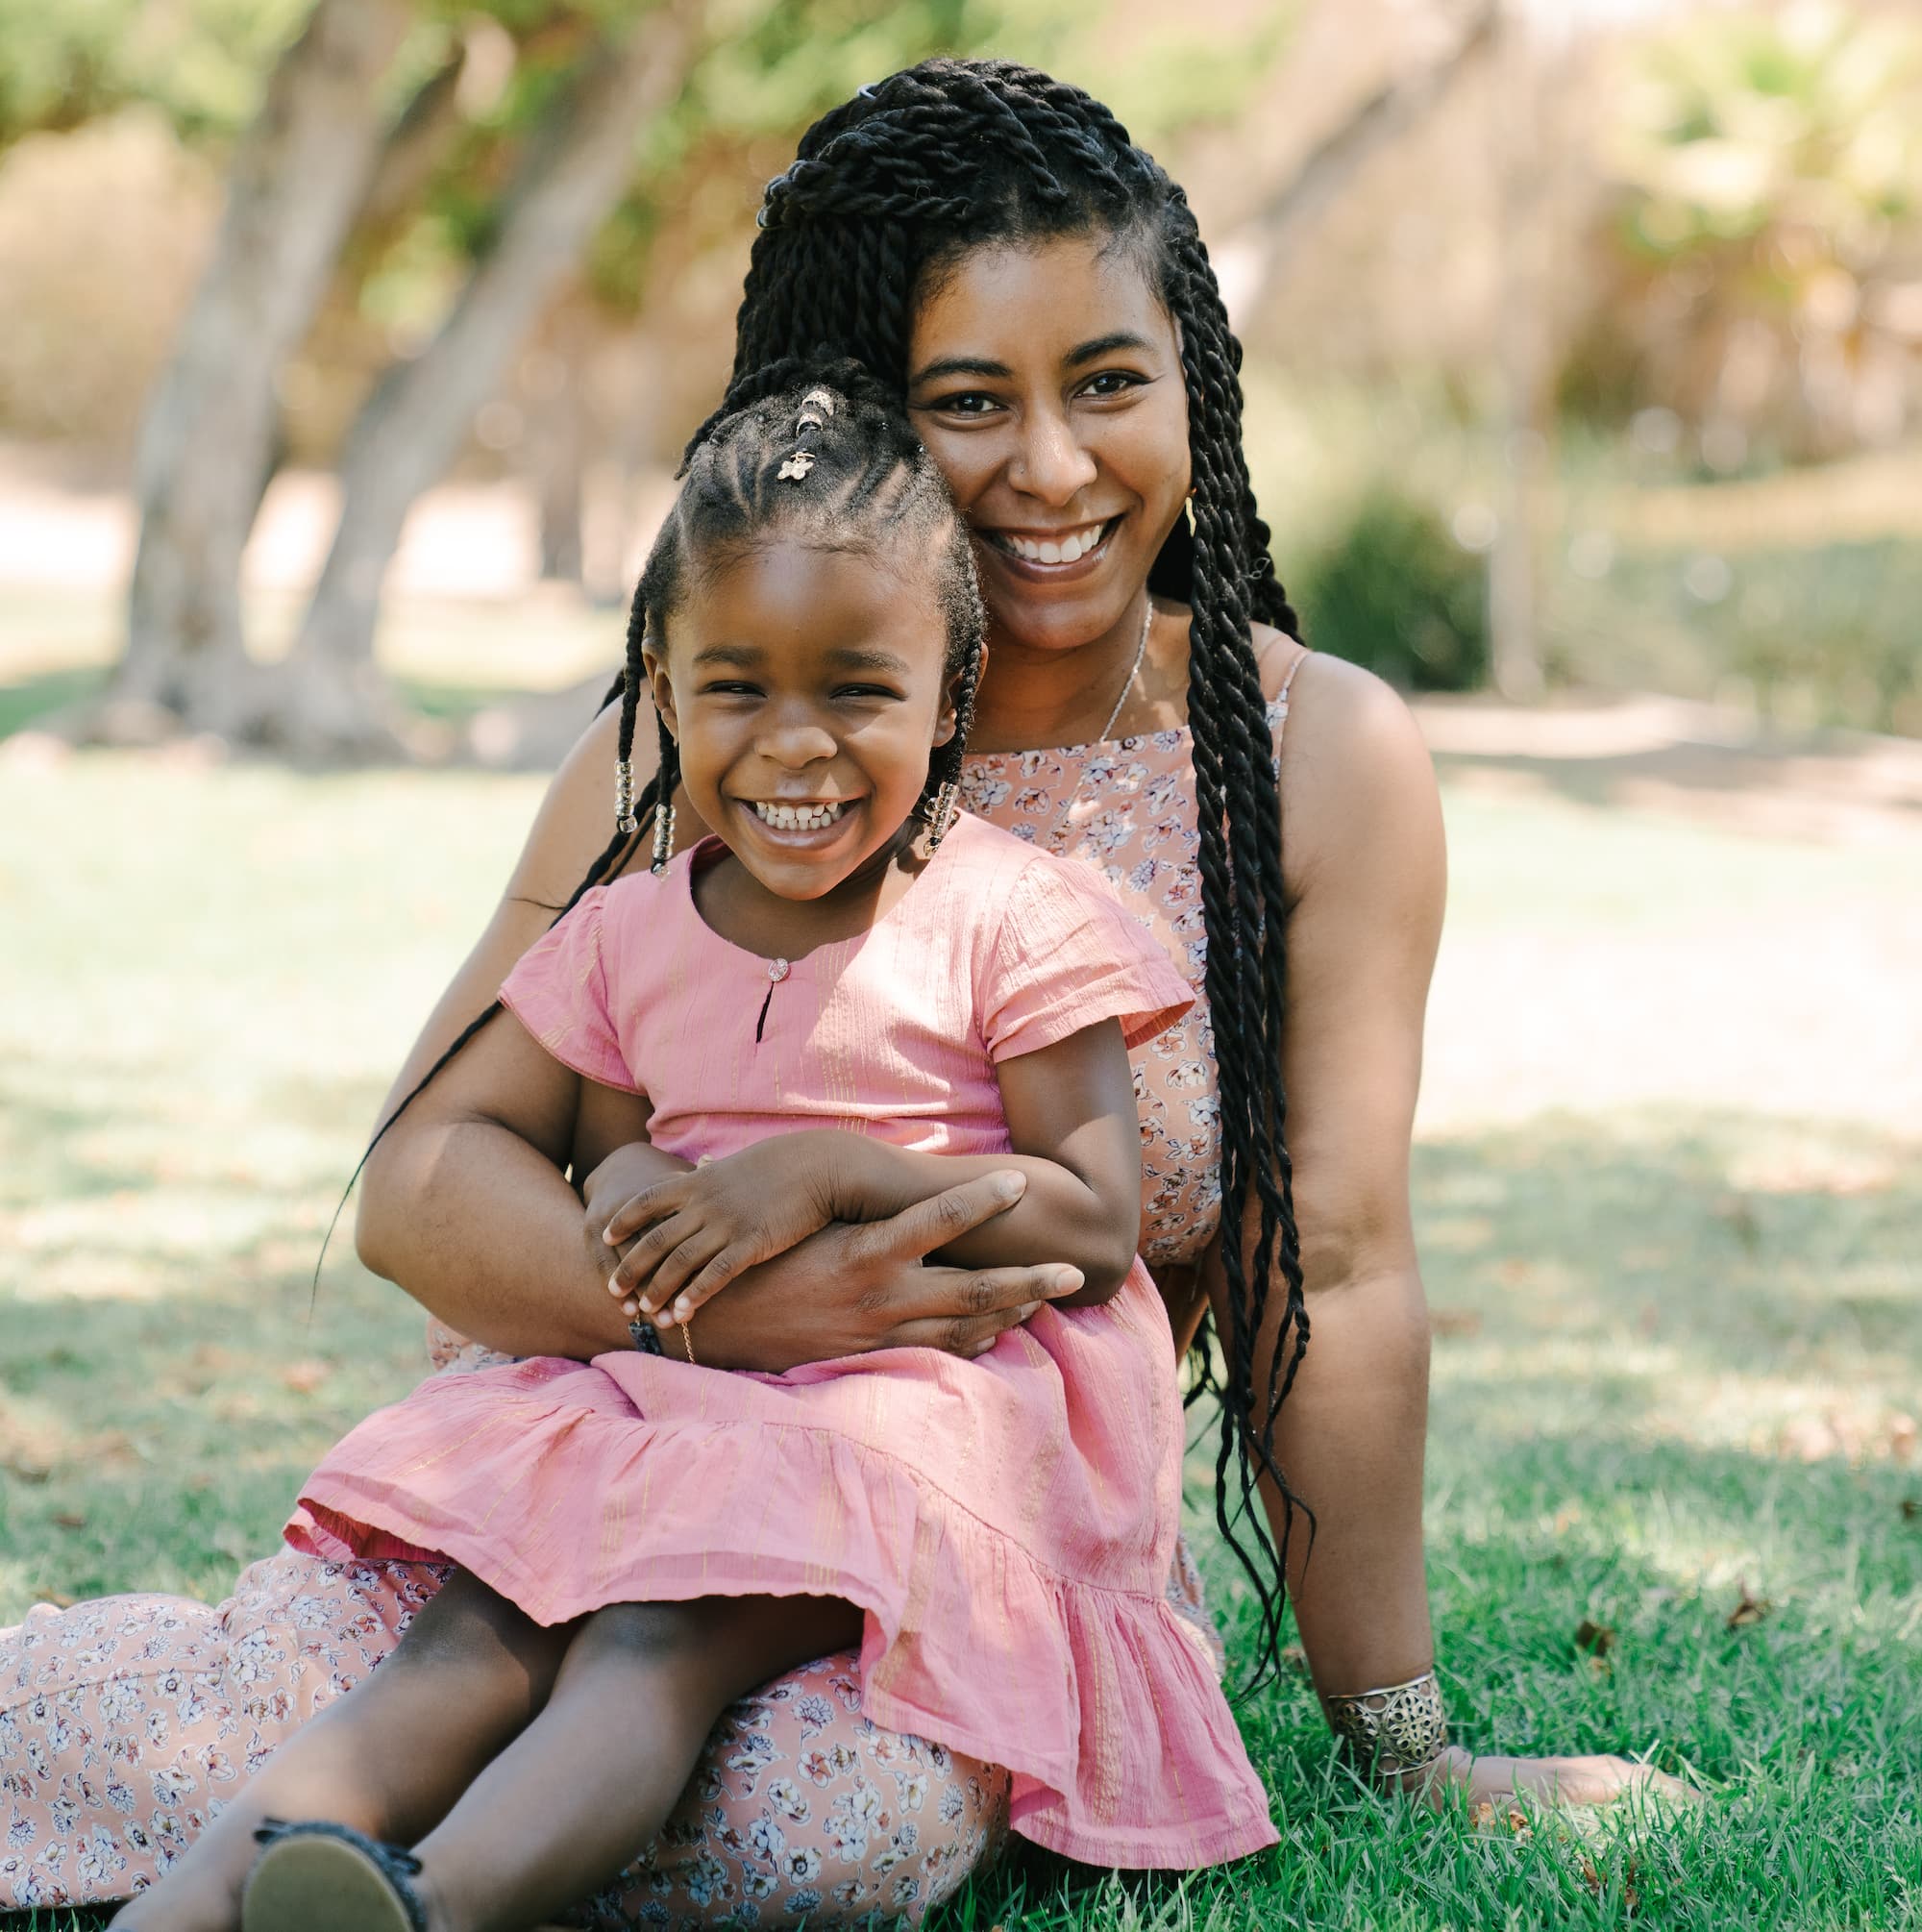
[929,390,1000,419]
[1080,371,1143,400]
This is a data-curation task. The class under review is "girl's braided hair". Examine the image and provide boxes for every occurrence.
[710,58,1311,1692]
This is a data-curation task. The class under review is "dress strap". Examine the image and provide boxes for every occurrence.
[1256,632,1311,753]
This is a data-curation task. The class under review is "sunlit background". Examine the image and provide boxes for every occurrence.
[2,7,1919,1922]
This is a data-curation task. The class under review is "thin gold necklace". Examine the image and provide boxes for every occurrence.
[1047,598,1152,855]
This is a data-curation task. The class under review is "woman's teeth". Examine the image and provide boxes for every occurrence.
[1000,520,1112,565]
[752,800,848,830]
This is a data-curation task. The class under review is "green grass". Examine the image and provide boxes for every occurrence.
[3,752,1919,1930]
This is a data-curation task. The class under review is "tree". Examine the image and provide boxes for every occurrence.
[99,0,412,743]
[266,0,702,754]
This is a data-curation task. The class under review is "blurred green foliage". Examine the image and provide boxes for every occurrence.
[1574,1,1922,462]
[1547,533,1922,736]
[0,0,309,147]
[1293,486,1490,693]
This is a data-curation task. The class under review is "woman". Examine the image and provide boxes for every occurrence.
[1,58,1682,1926]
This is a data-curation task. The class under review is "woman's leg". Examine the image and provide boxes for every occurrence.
[0,1548,448,1911]
[3,1555,1010,1926]
[580,1651,1012,1931]
[110,1570,578,1931]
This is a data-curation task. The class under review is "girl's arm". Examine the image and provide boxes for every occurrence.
[605,1018,1143,1327]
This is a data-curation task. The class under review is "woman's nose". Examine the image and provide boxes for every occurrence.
[1007,408,1098,506]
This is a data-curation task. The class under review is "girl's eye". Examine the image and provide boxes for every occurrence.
[834,684,904,703]
[701,681,762,698]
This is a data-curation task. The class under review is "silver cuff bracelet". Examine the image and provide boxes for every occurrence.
[1324,1670,1449,1777]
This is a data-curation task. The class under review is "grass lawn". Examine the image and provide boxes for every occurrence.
[2,745,1918,1929]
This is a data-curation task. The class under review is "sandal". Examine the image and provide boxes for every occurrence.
[240,1817,430,1932]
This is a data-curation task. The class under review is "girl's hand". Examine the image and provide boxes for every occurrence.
[603,1136,845,1324]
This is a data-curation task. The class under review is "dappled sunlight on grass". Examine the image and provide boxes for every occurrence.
[4,750,1918,1927]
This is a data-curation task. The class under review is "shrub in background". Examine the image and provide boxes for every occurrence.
[1292,485,1490,692]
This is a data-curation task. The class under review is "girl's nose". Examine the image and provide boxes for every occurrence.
[757,712,839,767]
[1007,407,1098,506]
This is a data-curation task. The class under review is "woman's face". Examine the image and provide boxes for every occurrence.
[905,231,1191,658]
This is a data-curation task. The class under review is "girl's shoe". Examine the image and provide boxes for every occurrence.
[240,1817,430,1932]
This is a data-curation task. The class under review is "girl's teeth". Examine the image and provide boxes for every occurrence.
[1006,522,1107,564]
[752,800,847,830]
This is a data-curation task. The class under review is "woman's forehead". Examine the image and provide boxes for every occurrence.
[907,233,1173,381]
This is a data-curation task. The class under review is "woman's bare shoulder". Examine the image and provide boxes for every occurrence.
[1273,648,1443,909]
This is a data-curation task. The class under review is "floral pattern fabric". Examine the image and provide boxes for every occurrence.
[959,690,1293,1268]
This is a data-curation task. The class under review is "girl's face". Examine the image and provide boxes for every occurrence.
[646,537,958,904]
[905,232,1191,657]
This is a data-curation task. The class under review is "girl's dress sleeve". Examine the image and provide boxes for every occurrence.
[981,855,1195,1063]
[497,884,643,1094]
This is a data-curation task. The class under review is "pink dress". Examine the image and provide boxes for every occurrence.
[283,811,1276,1871]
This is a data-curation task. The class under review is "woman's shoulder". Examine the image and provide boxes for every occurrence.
[1267,643,1442,905]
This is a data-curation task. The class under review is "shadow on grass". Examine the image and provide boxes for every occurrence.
[4,1111,1918,1928]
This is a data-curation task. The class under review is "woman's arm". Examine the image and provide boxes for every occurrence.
[1218,650,1442,1702]
[604,1020,1143,1325]
[1222,646,1691,1809]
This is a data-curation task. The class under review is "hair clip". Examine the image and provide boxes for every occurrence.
[777,451,816,482]
[796,388,835,433]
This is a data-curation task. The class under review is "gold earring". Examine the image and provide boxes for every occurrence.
[615,759,637,835]
[651,795,677,874]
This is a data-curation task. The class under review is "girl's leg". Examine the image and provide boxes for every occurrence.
[411,1593,861,1932]
[111,1571,576,1932]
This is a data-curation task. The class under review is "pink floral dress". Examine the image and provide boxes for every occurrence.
[0,656,1304,1926]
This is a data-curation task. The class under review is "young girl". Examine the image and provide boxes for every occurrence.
[113,370,1276,1932]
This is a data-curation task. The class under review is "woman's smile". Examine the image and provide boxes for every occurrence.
[977,514,1123,582]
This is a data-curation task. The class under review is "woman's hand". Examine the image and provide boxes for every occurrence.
[585,1151,1083,1373]
[1409,1746,1700,1817]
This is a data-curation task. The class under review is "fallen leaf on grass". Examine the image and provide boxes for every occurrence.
[52,1511,87,1531]
[1575,1619,1616,1657]
[282,1359,330,1394]
[1901,1498,1919,1522]
[2,1457,51,1484]
[1470,1801,1533,1838]
[1727,1580,1773,1628]
[1432,1307,1482,1338]
[1580,1855,1643,1912]
[34,1591,76,1609]
[1278,1642,1311,1676]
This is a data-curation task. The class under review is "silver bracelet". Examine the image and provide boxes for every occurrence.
[1324,1670,1449,1779]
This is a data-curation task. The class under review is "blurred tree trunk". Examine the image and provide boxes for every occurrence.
[1490,0,1549,702]
[1221,0,1497,321]
[532,295,593,585]
[270,4,697,755]
[103,0,412,742]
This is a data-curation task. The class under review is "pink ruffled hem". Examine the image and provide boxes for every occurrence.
[287,1377,1274,1870]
